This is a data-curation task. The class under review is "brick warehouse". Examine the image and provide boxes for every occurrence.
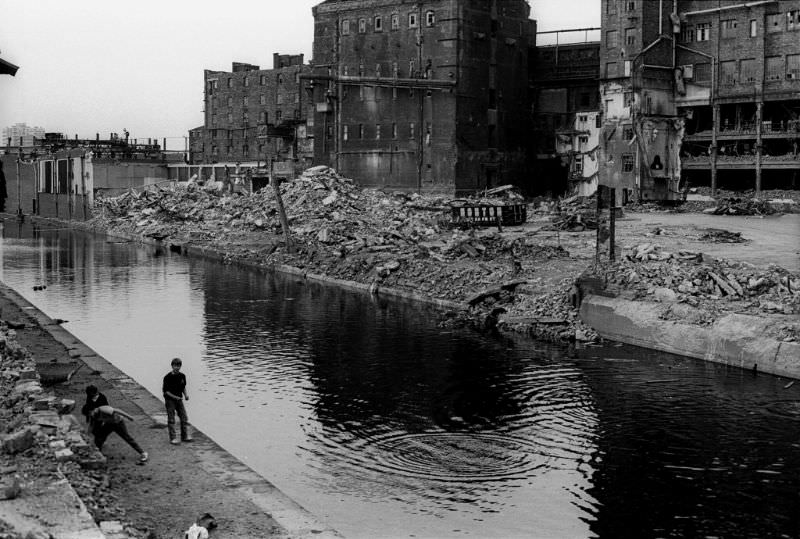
[600,0,800,202]
[305,0,534,194]
[189,54,314,168]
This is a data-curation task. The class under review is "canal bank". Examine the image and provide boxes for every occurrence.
[0,279,341,538]
[79,214,800,382]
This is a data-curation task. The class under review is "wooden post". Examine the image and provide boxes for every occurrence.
[711,103,719,196]
[609,187,616,261]
[271,159,292,248]
[755,101,762,195]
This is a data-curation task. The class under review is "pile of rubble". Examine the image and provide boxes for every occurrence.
[539,195,598,231]
[602,243,800,330]
[702,197,776,216]
[0,322,143,537]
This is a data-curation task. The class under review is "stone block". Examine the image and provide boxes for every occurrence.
[78,452,107,470]
[57,399,76,414]
[49,440,67,450]
[13,380,43,396]
[54,447,75,461]
[99,521,124,534]
[1,427,35,454]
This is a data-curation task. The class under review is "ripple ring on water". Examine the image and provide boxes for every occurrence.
[365,432,555,483]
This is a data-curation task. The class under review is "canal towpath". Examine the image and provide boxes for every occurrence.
[0,278,341,538]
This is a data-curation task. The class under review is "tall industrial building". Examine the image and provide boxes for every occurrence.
[306,0,535,194]
[600,0,800,201]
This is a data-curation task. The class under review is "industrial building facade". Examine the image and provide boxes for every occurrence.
[306,0,534,194]
[600,0,800,201]
[190,54,314,168]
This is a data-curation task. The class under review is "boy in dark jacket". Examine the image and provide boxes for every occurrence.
[163,357,192,444]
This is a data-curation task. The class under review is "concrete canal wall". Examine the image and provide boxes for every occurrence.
[580,294,800,380]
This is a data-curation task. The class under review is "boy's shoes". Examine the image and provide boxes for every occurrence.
[182,436,193,442]
[170,438,180,445]
[139,452,149,463]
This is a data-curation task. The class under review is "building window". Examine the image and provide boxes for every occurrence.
[409,122,415,139]
[343,125,349,141]
[227,78,232,88]
[392,123,398,139]
[720,60,737,85]
[721,19,737,38]
[244,76,250,87]
[409,59,416,77]
[606,62,619,78]
[227,97,233,107]
[374,16,383,31]
[259,111,266,123]
[391,14,400,30]
[358,18,367,33]
[696,22,711,41]
[625,28,636,46]
[227,112,233,123]
[622,153,634,172]
[740,58,757,82]
[623,126,634,140]
[694,62,711,82]
[359,124,364,139]
[606,0,616,15]
[606,30,619,48]
[624,1,635,12]
[766,13,781,33]
[580,92,591,107]
[750,20,758,37]
[788,54,800,79]
[680,24,694,42]
[409,13,418,28]
[426,122,432,145]
[375,124,381,140]
[243,96,248,105]
[624,60,632,76]
[342,20,350,35]
[573,158,583,174]
[276,110,282,121]
[260,95,266,105]
[426,10,435,26]
[789,10,800,30]
[211,113,217,125]
[277,74,283,85]
[765,56,783,80]
[578,135,589,146]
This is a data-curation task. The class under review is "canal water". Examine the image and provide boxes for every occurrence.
[1,220,798,538]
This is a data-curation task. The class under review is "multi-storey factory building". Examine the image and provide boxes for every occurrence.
[305,0,535,194]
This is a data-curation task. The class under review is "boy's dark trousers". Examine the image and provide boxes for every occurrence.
[165,397,189,440]
[93,419,143,453]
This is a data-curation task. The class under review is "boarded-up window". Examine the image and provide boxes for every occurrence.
[740,58,757,82]
[788,54,800,79]
[766,13,782,33]
[765,56,783,80]
[606,62,619,78]
[625,28,636,46]
[680,24,694,42]
[721,19,737,38]
[606,30,619,48]
[720,60,737,85]
[694,62,711,82]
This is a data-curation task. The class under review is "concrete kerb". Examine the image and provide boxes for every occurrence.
[580,294,800,380]
[0,280,342,539]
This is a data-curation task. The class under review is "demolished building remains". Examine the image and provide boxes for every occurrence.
[599,0,800,203]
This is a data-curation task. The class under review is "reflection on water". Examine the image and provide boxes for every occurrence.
[1,220,799,539]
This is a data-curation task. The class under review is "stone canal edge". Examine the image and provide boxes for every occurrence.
[0,278,342,538]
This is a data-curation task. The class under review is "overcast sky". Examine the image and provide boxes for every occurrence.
[0,0,599,150]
